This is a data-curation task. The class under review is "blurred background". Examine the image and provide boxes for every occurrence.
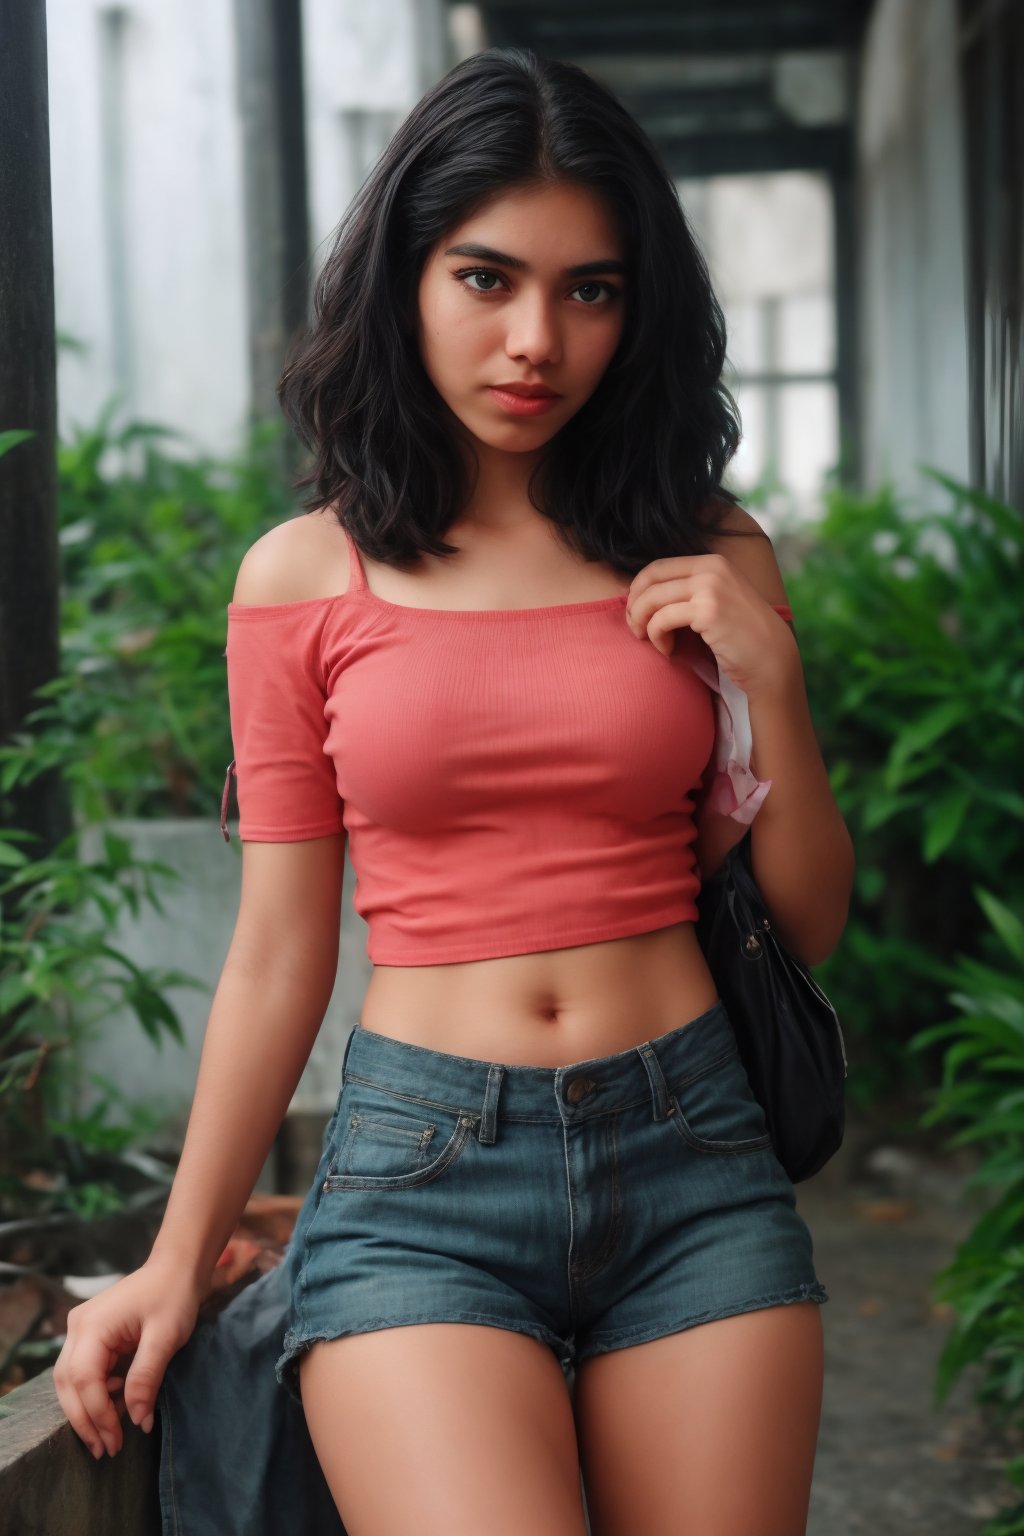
[37,0,1019,520]
[1,4,1023,1531]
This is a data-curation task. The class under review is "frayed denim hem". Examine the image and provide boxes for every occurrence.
[575,1279,829,1362]
[275,1311,574,1406]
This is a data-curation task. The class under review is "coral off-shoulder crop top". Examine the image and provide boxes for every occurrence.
[219,526,793,965]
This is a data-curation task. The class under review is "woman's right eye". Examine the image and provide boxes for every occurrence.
[450,267,504,295]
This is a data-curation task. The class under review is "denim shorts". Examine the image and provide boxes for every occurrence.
[274,997,828,1406]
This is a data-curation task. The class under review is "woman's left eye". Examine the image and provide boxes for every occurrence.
[571,281,619,305]
[450,269,619,305]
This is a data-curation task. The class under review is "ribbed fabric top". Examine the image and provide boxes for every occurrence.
[219,526,793,965]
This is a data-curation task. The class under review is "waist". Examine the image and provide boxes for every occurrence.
[358,920,719,1068]
[344,995,737,1115]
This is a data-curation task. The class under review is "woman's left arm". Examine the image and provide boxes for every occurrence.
[626,506,859,970]
[693,509,855,968]
[743,643,855,969]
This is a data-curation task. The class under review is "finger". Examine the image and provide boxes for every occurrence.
[55,1377,107,1460]
[78,1376,124,1456]
[626,554,700,605]
[107,1377,129,1423]
[124,1329,174,1433]
[55,1334,113,1459]
[630,598,687,652]
[627,580,695,635]
[69,1341,129,1456]
[626,556,704,611]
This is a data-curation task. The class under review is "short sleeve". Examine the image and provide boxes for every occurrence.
[218,604,345,843]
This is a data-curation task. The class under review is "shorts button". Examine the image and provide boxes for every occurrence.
[565,1076,598,1104]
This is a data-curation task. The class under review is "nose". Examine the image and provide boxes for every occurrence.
[505,293,562,367]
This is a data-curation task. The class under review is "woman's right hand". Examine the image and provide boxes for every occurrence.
[52,1253,205,1460]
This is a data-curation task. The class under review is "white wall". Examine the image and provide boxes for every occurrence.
[303,0,446,275]
[47,0,248,457]
[46,0,449,461]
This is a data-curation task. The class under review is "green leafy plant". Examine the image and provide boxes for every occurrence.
[0,428,36,457]
[0,400,296,1225]
[0,823,205,1222]
[767,471,1024,1104]
[906,889,1024,1534]
[1,402,295,823]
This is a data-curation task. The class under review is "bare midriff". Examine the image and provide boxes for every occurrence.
[359,921,720,1067]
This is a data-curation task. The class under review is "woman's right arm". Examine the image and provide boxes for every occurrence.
[54,519,348,1459]
[53,833,346,1460]
[150,834,345,1286]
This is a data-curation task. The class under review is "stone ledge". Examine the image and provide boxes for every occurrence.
[0,1368,160,1536]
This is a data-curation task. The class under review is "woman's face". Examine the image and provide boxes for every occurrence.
[415,181,627,454]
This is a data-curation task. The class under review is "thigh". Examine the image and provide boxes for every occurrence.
[573,1301,825,1536]
[299,1321,589,1536]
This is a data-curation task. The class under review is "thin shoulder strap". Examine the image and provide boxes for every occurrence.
[342,525,368,596]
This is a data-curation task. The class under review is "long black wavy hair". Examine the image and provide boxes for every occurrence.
[278,46,752,575]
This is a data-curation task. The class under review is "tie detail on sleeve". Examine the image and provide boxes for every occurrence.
[220,758,236,842]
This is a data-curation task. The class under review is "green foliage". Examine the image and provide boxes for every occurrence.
[771,470,1023,1104]
[0,824,207,1221]
[0,429,36,458]
[1,400,295,1224]
[749,470,1023,1521]
[0,401,295,820]
[906,892,1024,1534]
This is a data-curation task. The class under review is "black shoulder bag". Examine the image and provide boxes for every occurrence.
[694,829,848,1184]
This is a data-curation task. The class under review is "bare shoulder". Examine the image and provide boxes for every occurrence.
[231,504,350,605]
[700,499,790,611]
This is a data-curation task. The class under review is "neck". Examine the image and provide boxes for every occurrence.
[452,426,549,533]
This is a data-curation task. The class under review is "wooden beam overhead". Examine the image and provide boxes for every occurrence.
[472,0,875,57]
[613,80,798,138]
[657,124,851,178]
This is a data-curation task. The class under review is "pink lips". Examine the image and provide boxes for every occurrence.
[487,386,561,416]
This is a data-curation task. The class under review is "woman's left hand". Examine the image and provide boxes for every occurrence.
[625,553,799,701]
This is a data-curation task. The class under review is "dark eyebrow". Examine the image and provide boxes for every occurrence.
[443,242,627,279]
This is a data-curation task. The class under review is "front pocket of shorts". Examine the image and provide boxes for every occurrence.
[668,1047,774,1156]
[322,1080,476,1191]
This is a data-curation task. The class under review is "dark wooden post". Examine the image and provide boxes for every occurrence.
[0,0,70,853]
[233,0,311,489]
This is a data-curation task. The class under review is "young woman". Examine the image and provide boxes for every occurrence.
[54,46,854,1536]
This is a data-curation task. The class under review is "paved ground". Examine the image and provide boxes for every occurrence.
[794,1112,1024,1536]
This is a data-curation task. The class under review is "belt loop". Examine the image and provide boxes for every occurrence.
[637,1042,675,1121]
[340,1022,358,1087]
[478,1062,504,1145]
